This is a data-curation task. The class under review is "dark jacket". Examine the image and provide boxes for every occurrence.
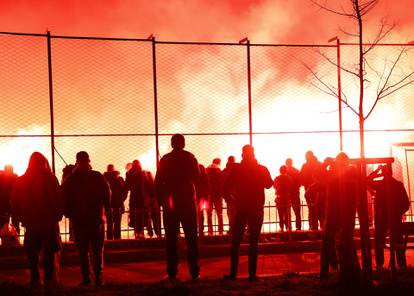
[0,171,18,214]
[103,171,126,209]
[301,159,322,189]
[125,166,146,209]
[207,164,222,197]
[63,167,111,229]
[274,174,292,207]
[155,149,199,207]
[11,171,63,230]
[223,159,273,211]
[196,164,209,201]
[369,177,410,221]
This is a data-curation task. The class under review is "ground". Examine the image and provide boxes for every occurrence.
[1,270,414,296]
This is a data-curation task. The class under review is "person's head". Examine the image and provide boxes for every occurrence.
[242,145,255,160]
[107,164,114,172]
[285,158,293,167]
[334,152,350,172]
[76,151,90,166]
[212,158,221,166]
[125,162,132,172]
[227,156,235,164]
[4,164,13,174]
[381,164,393,177]
[171,134,185,150]
[279,165,287,175]
[132,159,141,170]
[26,152,51,174]
[305,151,314,162]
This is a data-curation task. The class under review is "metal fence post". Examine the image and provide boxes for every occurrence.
[240,37,253,145]
[150,35,160,167]
[47,31,56,174]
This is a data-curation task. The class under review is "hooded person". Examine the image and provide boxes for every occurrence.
[223,145,273,281]
[62,151,110,286]
[11,152,63,287]
[155,134,200,281]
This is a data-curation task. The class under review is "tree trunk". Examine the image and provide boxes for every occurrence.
[355,0,373,281]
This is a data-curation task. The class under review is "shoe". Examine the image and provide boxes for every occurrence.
[95,276,103,287]
[249,275,259,282]
[223,274,236,281]
[161,274,178,283]
[44,278,59,289]
[29,279,42,289]
[79,278,91,287]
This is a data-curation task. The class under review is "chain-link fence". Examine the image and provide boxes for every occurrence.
[1,32,414,242]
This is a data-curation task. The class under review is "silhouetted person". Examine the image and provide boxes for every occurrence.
[223,145,273,281]
[285,158,302,230]
[62,151,110,286]
[222,156,236,234]
[300,151,322,230]
[304,167,327,231]
[206,158,224,235]
[367,164,410,269]
[320,152,361,285]
[155,134,200,280]
[62,164,75,241]
[11,152,63,287]
[196,164,209,237]
[103,164,127,240]
[0,165,19,235]
[143,171,161,238]
[274,165,293,231]
[125,160,148,239]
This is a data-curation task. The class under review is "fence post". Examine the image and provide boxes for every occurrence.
[150,35,160,167]
[240,37,253,145]
[46,31,56,174]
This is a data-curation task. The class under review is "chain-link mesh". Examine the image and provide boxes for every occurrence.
[1,32,414,237]
[51,38,155,177]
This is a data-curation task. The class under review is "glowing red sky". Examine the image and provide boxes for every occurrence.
[1,0,413,43]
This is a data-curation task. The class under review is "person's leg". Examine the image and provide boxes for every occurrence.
[11,215,20,236]
[179,205,200,279]
[43,225,62,283]
[247,209,264,280]
[106,209,114,240]
[374,216,386,269]
[227,202,234,234]
[152,206,162,237]
[198,202,205,237]
[24,228,42,283]
[146,208,154,237]
[291,193,302,230]
[391,216,406,269]
[113,209,122,240]
[206,198,213,235]
[320,221,337,278]
[163,207,180,279]
[277,206,285,231]
[91,224,105,285]
[74,229,91,284]
[229,210,247,278]
[213,196,224,235]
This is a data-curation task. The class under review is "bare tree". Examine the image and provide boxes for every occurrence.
[308,0,414,281]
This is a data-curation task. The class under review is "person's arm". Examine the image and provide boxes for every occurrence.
[263,167,273,189]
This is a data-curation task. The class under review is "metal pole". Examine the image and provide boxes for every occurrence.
[47,31,56,174]
[246,40,253,145]
[151,36,160,167]
[337,39,343,151]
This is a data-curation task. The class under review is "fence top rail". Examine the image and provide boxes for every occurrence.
[3,31,412,47]
[1,128,414,138]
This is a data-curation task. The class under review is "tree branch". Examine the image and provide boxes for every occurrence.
[310,0,357,18]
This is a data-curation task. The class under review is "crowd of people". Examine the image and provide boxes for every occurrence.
[0,133,411,288]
